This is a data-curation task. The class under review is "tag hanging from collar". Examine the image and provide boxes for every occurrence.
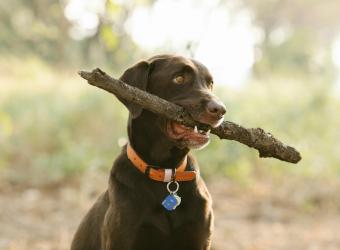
[162,181,181,211]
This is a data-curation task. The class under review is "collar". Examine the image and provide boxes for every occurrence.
[126,143,197,182]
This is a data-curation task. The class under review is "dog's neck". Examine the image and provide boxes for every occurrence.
[127,112,189,169]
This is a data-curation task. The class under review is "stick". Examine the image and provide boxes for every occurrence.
[79,68,301,164]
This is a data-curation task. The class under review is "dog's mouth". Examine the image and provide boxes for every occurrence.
[165,121,211,149]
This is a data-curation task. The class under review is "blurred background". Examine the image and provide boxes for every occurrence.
[1,0,340,249]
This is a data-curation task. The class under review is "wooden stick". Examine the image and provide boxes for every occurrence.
[79,68,301,164]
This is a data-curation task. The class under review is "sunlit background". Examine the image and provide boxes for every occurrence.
[1,0,340,249]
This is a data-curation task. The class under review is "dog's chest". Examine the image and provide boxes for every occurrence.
[136,183,207,232]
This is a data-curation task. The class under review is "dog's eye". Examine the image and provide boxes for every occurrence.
[173,75,185,84]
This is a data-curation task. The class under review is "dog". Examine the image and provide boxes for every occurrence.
[71,54,226,250]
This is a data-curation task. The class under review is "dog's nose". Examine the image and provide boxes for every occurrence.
[206,99,226,117]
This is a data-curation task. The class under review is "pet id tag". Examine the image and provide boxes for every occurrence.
[162,181,181,211]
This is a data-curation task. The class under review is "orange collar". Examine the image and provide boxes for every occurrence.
[126,143,196,182]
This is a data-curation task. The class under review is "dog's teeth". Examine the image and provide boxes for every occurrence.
[207,129,211,135]
[194,126,198,133]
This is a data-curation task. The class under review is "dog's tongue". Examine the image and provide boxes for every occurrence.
[168,121,209,140]
[172,123,192,134]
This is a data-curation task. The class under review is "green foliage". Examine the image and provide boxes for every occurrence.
[0,58,128,185]
[0,0,147,71]
[192,76,340,182]
[236,0,340,79]
[1,58,339,186]
[1,0,340,186]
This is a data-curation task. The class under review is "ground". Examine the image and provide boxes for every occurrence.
[1,171,339,250]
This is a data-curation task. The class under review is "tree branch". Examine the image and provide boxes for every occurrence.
[79,68,301,164]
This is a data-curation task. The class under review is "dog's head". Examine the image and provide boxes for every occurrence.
[119,54,226,150]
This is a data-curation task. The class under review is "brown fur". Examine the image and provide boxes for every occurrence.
[71,55,226,250]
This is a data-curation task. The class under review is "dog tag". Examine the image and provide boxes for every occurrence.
[162,193,181,211]
[173,193,181,208]
[162,181,181,211]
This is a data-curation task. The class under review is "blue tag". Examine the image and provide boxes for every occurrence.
[162,194,181,211]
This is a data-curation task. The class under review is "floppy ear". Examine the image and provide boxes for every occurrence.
[118,61,150,119]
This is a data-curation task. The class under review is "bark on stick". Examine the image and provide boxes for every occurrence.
[79,68,301,164]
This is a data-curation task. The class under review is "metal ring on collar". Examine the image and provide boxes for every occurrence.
[166,181,179,193]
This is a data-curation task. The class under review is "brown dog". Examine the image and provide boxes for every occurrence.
[71,55,226,250]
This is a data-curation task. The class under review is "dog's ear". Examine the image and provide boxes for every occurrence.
[119,61,150,118]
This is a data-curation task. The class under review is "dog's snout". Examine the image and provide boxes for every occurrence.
[206,99,226,117]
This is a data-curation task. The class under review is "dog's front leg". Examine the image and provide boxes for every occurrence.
[101,205,118,250]
[101,205,135,250]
